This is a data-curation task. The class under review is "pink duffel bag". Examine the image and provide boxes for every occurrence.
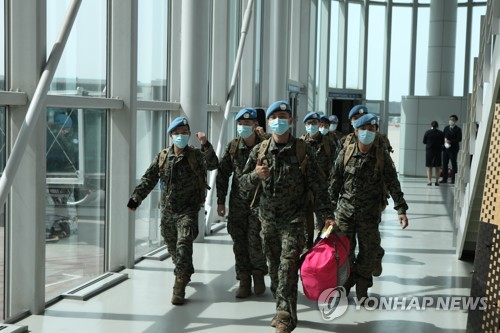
[300,231,350,301]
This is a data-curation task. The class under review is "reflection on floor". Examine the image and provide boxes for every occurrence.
[17,177,472,332]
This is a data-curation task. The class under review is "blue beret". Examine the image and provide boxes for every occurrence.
[348,105,368,120]
[55,113,72,128]
[167,117,190,134]
[319,115,330,123]
[235,108,257,121]
[328,115,339,123]
[354,113,378,129]
[303,112,321,123]
[266,100,291,119]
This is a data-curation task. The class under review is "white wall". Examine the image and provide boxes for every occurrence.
[399,95,467,176]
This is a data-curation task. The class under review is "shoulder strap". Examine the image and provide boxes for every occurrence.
[342,133,358,167]
[322,135,331,157]
[343,133,355,149]
[228,137,241,159]
[158,148,169,169]
[250,138,270,208]
[295,138,308,175]
[374,136,385,174]
[257,138,271,162]
[343,142,355,167]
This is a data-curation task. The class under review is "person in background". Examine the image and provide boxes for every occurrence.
[423,121,445,186]
[440,114,462,184]
[216,108,268,298]
[127,116,218,305]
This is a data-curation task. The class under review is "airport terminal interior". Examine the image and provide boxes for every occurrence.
[0,0,498,332]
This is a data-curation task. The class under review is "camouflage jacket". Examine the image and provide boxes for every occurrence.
[240,135,334,224]
[216,135,267,205]
[300,133,338,179]
[131,143,218,214]
[329,143,408,217]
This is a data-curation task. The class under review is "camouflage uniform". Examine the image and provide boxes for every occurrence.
[216,136,268,281]
[300,132,339,247]
[131,144,218,280]
[328,142,408,290]
[240,135,333,329]
[329,130,344,150]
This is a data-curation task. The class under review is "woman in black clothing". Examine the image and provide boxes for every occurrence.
[423,121,445,186]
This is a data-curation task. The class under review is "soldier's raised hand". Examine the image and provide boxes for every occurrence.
[256,159,270,180]
[127,197,139,211]
[196,132,207,145]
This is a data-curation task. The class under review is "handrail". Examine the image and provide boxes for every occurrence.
[0,0,82,211]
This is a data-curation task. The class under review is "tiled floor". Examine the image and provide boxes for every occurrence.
[17,176,473,332]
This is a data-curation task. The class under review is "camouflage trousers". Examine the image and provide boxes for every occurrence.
[227,206,268,279]
[261,218,304,328]
[336,210,384,288]
[160,210,199,279]
[304,201,325,250]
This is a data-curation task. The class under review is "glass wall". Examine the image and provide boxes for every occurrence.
[228,0,241,106]
[134,111,167,258]
[254,0,263,105]
[0,0,5,319]
[138,1,169,101]
[328,1,340,88]
[45,108,107,301]
[45,0,108,302]
[414,6,429,96]
[0,1,4,90]
[366,4,385,100]
[454,7,467,96]
[346,2,362,89]
[329,0,485,133]
[388,6,412,102]
[47,0,106,95]
[0,107,5,319]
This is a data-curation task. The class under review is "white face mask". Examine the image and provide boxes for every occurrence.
[449,120,455,126]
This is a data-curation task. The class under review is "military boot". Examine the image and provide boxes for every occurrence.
[171,276,188,305]
[343,276,355,297]
[356,284,375,307]
[274,311,292,333]
[235,275,251,298]
[252,271,266,296]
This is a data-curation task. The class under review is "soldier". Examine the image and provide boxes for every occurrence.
[318,115,331,136]
[328,114,344,142]
[127,116,218,305]
[339,104,369,147]
[240,101,334,333]
[328,113,409,304]
[300,111,338,248]
[216,108,268,298]
[340,105,392,276]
